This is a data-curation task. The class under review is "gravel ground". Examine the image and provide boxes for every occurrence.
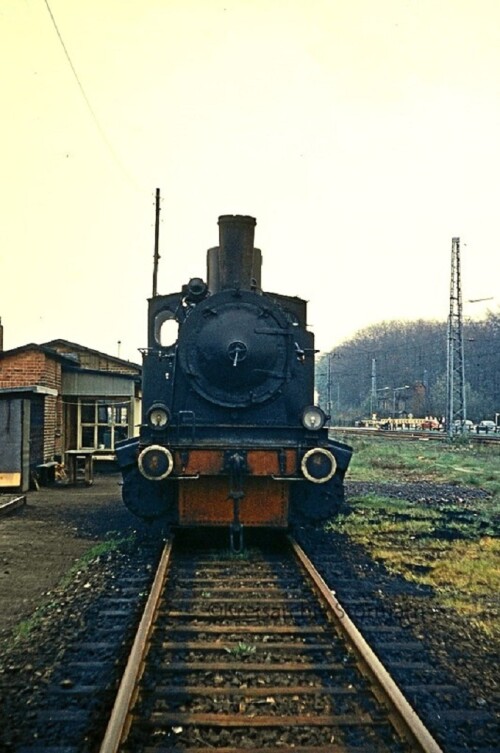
[0,473,156,641]
[0,474,498,751]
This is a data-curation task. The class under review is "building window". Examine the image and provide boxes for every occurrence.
[78,399,130,450]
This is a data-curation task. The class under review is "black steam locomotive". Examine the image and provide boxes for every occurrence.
[116,215,352,547]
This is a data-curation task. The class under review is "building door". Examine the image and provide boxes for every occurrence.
[0,397,31,491]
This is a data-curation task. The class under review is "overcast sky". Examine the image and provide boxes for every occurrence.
[1,0,499,364]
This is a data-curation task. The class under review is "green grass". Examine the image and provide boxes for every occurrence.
[10,534,137,643]
[344,436,500,499]
[224,641,257,657]
[326,437,500,637]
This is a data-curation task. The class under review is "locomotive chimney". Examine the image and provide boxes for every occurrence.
[206,247,220,293]
[207,215,262,293]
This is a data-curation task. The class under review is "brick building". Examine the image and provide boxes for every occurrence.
[0,338,141,490]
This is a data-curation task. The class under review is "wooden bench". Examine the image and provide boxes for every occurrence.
[65,450,94,486]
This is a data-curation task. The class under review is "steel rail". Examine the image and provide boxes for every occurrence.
[331,426,499,444]
[290,537,445,753]
[100,535,445,752]
[99,538,173,753]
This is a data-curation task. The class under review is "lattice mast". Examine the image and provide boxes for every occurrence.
[446,237,467,435]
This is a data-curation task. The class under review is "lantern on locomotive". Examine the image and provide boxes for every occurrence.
[116,215,352,544]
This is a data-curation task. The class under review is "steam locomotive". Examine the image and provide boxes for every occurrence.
[116,215,352,547]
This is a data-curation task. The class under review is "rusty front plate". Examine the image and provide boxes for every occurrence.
[178,477,288,526]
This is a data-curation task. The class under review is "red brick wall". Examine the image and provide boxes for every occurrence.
[0,350,61,391]
[0,350,63,460]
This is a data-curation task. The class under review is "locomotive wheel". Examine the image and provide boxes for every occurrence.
[290,475,347,525]
[121,466,177,521]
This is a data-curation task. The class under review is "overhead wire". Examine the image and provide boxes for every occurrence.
[42,0,146,194]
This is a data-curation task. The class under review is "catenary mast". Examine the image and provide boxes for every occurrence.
[446,237,467,435]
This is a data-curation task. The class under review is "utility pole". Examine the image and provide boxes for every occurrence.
[325,352,340,422]
[326,353,332,423]
[152,188,161,297]
[446,237,467,436]
[370,358,377,416]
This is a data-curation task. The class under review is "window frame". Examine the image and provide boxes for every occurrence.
[78,398,130,450]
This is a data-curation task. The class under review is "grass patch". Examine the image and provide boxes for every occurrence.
[58,534,137,588]
[346,437,500,499]
[328,502,500,637]
[224,641,257,658]
[327,440,500,636]
[11,534,137,642]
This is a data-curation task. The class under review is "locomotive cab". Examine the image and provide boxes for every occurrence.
[116,215,352,542]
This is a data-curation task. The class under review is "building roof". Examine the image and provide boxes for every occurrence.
[63,363,141,382]
[0,343,77,365]
[0,385,58,396]
[42,339,141,371]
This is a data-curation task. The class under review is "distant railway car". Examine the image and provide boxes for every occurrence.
[360,416,442,431]
[116,215,352,547]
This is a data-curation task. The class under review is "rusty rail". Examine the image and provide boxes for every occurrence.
[290,538,444,753]
[99,535,445,752]
[99,538,173,753]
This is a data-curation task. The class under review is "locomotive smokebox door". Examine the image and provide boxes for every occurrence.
[178,290,292,408]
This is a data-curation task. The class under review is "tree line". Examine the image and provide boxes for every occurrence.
[315,311,499,424]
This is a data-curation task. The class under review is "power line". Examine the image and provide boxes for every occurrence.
[43,0,100,129]
[42,0,144,193]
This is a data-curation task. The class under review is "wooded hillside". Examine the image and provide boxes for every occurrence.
[316,311,499,424]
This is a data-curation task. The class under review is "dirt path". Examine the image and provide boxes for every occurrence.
[0,474,147,640]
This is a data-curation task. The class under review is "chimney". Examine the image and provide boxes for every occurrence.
[0,317,3,352]
[207,215,262,293]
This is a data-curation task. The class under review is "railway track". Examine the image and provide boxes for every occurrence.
[331,427,500,443]
[100,534,443,753]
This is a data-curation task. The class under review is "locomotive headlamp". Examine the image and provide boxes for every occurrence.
[138,445,174,481]
[147,403,171,429]
[301,447,337,484]
[301,406,326,431]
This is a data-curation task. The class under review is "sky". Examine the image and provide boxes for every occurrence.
[1,0,499,364]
